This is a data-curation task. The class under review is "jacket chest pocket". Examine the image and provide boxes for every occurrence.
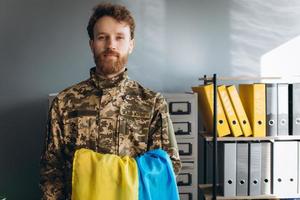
[118,108,151,156]
[63,110,98,148]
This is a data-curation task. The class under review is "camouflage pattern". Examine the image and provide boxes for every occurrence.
[40,67,182,200]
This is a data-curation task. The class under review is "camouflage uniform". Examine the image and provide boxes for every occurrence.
[40,67,182,200]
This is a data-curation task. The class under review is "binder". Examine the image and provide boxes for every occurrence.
[266,84,277,136]
[220,142,236,197]
[289,83,300,135]
[227,85,252,137]
[277,83,289,136]
[218,85,243,137]
[236,143,248,196]
[260,142,271,195]
[273,141,298,196]
[192,85,230,137]
[249,143,261,196]
[239,84,266,137]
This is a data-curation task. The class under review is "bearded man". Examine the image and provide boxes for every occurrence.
[39,3,181,200]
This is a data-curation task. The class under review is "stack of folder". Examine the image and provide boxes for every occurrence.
[192,85,231,137]
[266,83,289,136]
[195,81,300,198]
[264,83,300,136]
[219,140,300,197]
[193,82,300,137]
[239,84,266,137]
[193,83,267,137]
[219,142,272,197]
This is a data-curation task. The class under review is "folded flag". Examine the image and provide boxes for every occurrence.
[72,148,179,200]
[72,148,138,200]
[136,149,179,200]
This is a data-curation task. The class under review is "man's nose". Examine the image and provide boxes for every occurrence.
[106,37,116,50]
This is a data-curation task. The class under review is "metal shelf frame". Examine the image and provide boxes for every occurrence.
[200,74,218,199]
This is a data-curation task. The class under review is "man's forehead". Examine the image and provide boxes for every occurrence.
[95,16,130,30]
[95,31,126,36]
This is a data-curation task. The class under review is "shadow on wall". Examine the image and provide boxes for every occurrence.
[0,98,48,199]
[229,0,300,77]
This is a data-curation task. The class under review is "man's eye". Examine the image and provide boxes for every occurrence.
[97,36,105,40]
[116,36,124,40]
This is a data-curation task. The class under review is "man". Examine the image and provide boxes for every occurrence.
[40,3,181,200]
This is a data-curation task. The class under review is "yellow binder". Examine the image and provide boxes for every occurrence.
[218,85,243,137]
[239,84,266,137]
[192,85,230,137]
[227,85,252,137]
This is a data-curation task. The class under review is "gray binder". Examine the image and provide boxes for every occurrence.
[260,142,271,195]
[291,83,300,135]
[220,143,236,197]
[266,84,277,136]
[249,143,261,195]
[236,143,248,196]
[273,141,298,196]
[277,83,289,135]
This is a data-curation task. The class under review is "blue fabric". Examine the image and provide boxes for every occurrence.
[135,149,179,200]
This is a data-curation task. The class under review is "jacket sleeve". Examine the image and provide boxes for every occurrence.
[147,94,182,175]
[39,97,65,200]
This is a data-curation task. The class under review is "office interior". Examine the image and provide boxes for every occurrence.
[1,0,300,199]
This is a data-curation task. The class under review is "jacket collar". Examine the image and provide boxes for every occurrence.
[89,67,128,90]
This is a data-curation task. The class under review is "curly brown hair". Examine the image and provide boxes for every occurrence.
[87,3,135,40]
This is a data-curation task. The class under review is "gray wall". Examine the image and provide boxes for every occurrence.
[1,0,300,199]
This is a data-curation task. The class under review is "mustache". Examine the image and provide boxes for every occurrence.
[101,50,120,57]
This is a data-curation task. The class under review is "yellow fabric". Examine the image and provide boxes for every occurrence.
[71,148,138,200]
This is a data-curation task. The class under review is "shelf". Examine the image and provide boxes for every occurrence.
[198,74,300,199]
[200,132,300,142]
[199,184,300,199]
[198,76,282,81]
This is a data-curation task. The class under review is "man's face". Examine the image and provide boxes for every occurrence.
[89,16,134,76]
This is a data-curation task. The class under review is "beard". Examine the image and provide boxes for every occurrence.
[93,49,128,76]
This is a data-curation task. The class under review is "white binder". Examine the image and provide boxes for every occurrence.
[273,141,298,196]
[277,83,289,136]
[220,143,236,197]
[260,142,271,195]
[249,143,261,196]
[236,143,248,196]
[266,84,277,136]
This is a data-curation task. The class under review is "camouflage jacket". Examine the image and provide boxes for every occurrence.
[40,67,181,200]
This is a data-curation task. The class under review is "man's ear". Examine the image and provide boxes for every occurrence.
[129,39,135,54]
